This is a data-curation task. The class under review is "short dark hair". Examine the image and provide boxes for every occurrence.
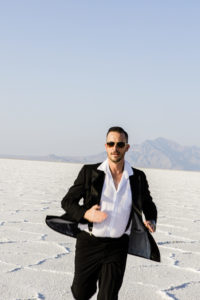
[106,126,128,142]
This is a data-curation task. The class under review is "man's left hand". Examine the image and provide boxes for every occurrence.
[144,220,156,233]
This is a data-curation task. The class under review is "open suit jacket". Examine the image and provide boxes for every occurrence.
[46,163,160,262]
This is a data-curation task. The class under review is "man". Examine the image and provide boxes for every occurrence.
[57,126,160,300]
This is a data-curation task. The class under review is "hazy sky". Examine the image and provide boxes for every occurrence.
[1,1,200,156]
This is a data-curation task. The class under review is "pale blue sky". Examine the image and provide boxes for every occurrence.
[0,1,200,156]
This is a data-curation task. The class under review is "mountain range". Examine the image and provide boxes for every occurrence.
[1,137,200,171]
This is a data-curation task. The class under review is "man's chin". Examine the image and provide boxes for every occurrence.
[109,156,122,163]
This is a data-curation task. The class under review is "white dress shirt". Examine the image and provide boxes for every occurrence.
[79,159,133,238]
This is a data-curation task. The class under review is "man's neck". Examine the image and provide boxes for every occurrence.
[108,159,125,175]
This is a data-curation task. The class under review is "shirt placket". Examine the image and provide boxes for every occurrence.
[109,174,127,235]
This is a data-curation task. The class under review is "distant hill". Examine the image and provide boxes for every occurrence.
[1,137,200,171]
[127,137,200,171]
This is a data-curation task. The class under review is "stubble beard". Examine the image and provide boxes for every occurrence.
[108,153,124,163]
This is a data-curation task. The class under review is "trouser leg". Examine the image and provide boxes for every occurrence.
[97,235,129,300]
[71,232,129,300]
[71,232,102,300]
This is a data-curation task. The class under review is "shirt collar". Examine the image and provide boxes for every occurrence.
[97,159,134,178]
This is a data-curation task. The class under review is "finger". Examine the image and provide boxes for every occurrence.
[148,226,154,233]
[149,224,155,233]
[94,211,108,223]
[96,211,107,220]
[100,211,108,220]
[144,221,154,232]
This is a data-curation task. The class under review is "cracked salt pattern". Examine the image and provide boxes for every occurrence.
[0,159,200,299]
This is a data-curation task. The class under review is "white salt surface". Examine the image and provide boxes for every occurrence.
[0,159,200,300]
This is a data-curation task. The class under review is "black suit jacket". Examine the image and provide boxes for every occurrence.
[46,163,160,262]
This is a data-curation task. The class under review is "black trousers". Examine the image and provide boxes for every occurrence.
[71,231,129,300]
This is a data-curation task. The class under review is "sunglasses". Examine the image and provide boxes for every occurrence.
[106,142,126,148]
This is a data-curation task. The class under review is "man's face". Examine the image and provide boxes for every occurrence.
[105,131,130,163]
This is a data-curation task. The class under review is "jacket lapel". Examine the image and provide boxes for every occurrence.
[129,173,142,217]
[90,168,105,205]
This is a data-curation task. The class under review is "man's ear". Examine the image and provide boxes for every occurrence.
[126,144,130,152]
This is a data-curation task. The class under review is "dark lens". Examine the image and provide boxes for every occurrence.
[117,142,126,148]
[107,142,115,147]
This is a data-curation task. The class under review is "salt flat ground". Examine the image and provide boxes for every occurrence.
[0,159,200,300]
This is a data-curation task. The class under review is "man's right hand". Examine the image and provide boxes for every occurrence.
[84,204,108,223]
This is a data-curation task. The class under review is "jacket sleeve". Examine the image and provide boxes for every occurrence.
[61,165,88,222]
[141,172,157,223]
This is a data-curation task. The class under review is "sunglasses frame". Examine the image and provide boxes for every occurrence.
[106,141,127,148]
